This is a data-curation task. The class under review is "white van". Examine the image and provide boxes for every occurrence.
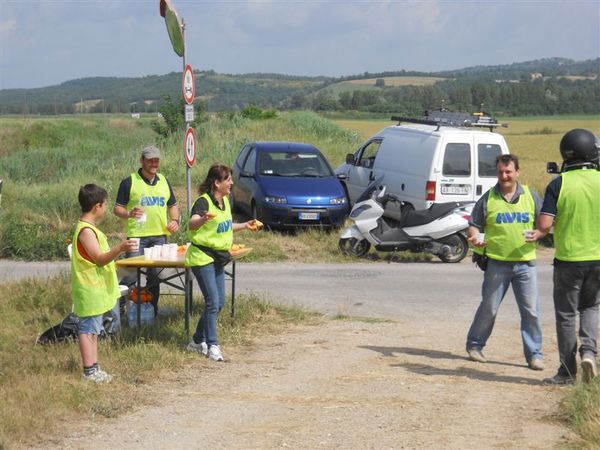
[335,118,510,213]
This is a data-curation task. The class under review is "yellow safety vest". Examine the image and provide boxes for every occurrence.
[554,169,600,262]
[484,185,537,261]
[126,172,171,237]
[185,194,233,267]
[71,221,119,317]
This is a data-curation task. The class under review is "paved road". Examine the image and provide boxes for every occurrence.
[0,257,556,328]
[233,261,556,327]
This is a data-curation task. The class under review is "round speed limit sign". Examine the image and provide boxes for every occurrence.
[184,127,196,167]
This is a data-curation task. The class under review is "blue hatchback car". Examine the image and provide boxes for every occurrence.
[231,142,349,228]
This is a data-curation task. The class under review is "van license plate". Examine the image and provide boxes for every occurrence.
[441,184,469,195]
[299,212,320,220]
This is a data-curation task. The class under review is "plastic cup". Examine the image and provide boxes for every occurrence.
[523,229,535,241]
[168,244,178,260]
[161,245,170,259]
[143,247,152,260]
[151,246,162,260]
[130,238,140,252]
[475,233,485,245]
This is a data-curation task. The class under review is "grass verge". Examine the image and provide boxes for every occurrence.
[562,380,600,449]
[0,274,320,448]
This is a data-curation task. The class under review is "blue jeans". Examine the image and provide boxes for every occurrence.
[466,259,543,362]
[121,235,167,315]
[79,314,104,334]
[192,263,225,346]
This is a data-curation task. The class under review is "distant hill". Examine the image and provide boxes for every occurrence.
[0,57,597,115]
[439,57,600,79]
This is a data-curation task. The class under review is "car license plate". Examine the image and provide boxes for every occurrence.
[298,212,320,220]
[441,184,469,195]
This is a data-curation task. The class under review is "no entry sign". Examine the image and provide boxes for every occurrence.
[184,127,196,167]
[183,65,195,105]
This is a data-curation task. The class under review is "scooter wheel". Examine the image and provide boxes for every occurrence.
[437,233,468,263]
[339,238,371,257]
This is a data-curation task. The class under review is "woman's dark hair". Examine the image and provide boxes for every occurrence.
[199,164,232,194]
[495,154,519,171]
[78,184,107,212]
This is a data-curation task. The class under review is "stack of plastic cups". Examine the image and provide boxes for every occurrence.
[168,243,178,260]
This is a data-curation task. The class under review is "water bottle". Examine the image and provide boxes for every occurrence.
[135,204,147,232]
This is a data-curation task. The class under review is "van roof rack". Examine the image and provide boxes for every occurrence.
[391,109,507,132]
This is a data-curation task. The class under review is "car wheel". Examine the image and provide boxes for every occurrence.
[339,237,371,257]
[437,233,468,263]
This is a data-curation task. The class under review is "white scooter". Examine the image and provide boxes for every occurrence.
[339,178,473,263]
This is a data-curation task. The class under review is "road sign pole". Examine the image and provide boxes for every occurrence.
[182,19,192,216]
[181,18,194,335]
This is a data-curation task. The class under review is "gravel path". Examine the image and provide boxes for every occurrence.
[5,249,576,448]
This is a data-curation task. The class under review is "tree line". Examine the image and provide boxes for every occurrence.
[1,58,598,116]
[295,77,600,116]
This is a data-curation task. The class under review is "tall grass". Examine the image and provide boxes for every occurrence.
[0,112,361,260]
[0,273,318,448]
[562,381,600,448]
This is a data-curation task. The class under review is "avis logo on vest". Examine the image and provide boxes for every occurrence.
[495,212,530,224]
[217,220,232,233]
[140,196,166,207]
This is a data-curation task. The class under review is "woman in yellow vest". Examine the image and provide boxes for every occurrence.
[185,164,257,361]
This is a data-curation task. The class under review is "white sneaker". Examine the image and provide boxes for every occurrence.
[186,340,208,356]
[83,367,113,384]
[208,345,224,362]
[581,356,598,383]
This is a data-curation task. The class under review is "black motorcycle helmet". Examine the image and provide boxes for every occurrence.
[559,128,599,168]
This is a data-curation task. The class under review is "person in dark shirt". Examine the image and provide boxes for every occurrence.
[113,145,180,317]
[530,129,600,385]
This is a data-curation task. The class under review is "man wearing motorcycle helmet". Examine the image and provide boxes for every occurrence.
[530,129,600,385]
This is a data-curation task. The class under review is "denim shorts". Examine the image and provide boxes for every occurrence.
[78,315,103,335]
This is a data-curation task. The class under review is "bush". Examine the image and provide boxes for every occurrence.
[239,104,278,120]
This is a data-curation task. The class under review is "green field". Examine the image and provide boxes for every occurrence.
[0,112,364,260]
[322,76,447,96]
[1,113,598,261]
[345,76,447,86]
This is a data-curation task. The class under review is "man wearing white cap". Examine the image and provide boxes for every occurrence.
[114,145,180,316]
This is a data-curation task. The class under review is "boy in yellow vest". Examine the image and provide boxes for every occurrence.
[72,184,136,383]
[466,154,544,370]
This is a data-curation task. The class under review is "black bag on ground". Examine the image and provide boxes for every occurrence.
[37,312,115,344]
[192,243,231,267]
[37,313,80,344]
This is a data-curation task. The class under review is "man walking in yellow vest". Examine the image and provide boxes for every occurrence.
[531,129,600,385]
[466,154,544,370]
[114,145,180,316]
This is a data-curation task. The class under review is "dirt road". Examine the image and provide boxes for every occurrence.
[55,318,571,449]
[8,250,575,448]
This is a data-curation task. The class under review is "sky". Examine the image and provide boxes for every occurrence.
[0,0,599,90]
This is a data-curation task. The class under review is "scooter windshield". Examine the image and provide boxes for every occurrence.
[355,176,385,203]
